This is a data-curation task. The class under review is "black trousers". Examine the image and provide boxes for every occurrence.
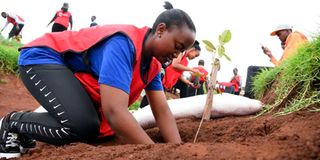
[52,23,67,32]
[244,65,272,99]
[10,65,100,145]
[8,24,24,39]
[139,95,149,108]
[173,79,188,98]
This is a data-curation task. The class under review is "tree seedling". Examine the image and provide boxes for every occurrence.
[194,30,232,143]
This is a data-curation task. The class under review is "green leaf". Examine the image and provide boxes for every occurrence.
[219,30,232,44]
[217,45,225,57]
[217,46,232,61]
[205,45,215,52]
[202,40,216,52]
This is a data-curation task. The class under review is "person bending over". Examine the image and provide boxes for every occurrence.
[0,2,196,159]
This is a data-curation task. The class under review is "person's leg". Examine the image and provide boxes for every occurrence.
[224,86,231,93]
[230,86,235,94]
[235,88,241,95]
[139,95,149,108]
[187,85,195,97]
[8,25,17,39]
[244,66,272,98]
[3,65,100,145]
[176,79,188,98]
[52,23,67,32]
[15,24,24,36]
[197,82,204,95]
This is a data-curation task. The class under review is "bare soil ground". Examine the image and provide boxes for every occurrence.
[0,73,319,160]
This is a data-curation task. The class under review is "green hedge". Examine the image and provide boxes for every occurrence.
[0,35,22,73]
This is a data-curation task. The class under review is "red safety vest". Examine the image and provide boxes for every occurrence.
[230,75,241,92]
[22,25,161,137]
[191,66,208,83]
[54,10,72,28]
[162,52,188,90]
[7,15,24,25]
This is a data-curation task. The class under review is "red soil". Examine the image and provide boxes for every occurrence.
[0,73,319,160]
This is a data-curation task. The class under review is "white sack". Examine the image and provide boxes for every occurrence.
[133,93,263,129]
[35,93,263,129]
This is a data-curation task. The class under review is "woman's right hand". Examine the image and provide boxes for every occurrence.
[189,82,201,89]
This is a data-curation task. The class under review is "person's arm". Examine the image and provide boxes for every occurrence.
[171,53,199,73]
[261,46,279,65]
[47,14,57,27]
[1,21,9,32]
[69,15,73,30]
[100,84,154,144]
[95,34,154,144]
[146,90,182,143]
[178,75,192,85]
[178,75,199,88]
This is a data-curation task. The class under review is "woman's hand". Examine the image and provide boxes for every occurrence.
[146,90,182,143]
[189,82,201,89]
[100,84,154,144]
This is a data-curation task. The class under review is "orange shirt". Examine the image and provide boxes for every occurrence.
[271,31,308,66]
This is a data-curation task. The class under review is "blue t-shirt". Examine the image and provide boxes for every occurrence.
[18,34,163,94]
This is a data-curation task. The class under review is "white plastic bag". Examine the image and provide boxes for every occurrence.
[134,93,263,129]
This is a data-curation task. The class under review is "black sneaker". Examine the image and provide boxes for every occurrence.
[19,134,36,153]
[0,113,21,159]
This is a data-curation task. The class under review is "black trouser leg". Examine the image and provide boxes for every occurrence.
[244,66,272,98]
[139,95,149,108]
[197,82,205,95]
[174,79,188,98]
[10,65,100,145]
[187,86,195,97]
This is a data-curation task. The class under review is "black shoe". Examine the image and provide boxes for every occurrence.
[0,113,21,159]
[19,135,36,153]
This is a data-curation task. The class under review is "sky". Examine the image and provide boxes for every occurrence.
[1,0,320,86]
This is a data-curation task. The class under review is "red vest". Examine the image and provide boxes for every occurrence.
[230,75,241,92]
[162,52,188,90]
[191,66,208,82]
[7,15,24,25]
[22,25,161,137]
[54,10,72,28]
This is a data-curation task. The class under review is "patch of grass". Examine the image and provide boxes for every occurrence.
[129,100,141,111]
[252,67,281,99]
[253,36,320,115]
[0,35,22,73]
